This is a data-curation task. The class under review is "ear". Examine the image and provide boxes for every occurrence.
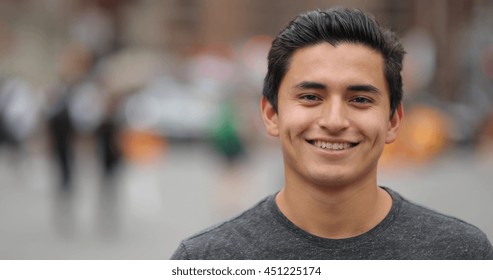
[385,103,404,144]
[261,96,279,137]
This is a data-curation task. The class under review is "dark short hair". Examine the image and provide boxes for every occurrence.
[263,7,405,116]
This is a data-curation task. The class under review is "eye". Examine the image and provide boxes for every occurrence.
[350,96,373,104]
[299,94,321,102]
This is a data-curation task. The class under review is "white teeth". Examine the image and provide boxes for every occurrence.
[313,141,352,150]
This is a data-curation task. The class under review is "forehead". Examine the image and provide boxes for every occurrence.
[282,42,387,92]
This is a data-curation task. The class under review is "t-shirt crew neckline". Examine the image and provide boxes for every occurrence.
[268,186,402,249]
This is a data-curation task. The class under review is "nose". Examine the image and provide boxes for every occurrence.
[318,99,350,133]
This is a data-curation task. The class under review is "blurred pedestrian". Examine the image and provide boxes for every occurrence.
[94,93,124,237]
[47,43,94,191]
[0,78,39,150]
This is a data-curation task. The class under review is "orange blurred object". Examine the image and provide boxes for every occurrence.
[381,105,450,167]
[120,129,166,164]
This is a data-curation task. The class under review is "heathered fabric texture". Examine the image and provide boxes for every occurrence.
[171,187,493,260]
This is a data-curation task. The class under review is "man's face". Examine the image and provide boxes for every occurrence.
[261,42,402,189]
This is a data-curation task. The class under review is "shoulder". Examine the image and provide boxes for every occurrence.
[399,194,485,238]
[170,195,275,260]
[389,189,493,259]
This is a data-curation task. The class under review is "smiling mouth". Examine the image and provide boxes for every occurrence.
[307,140,359,151]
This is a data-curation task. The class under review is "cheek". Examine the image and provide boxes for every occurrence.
[279,106,314,132]
[354,114,389,140]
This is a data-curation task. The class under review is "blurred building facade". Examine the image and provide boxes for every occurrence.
[0,0,485,89]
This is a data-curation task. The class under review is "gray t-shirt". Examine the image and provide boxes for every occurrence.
[171,187,493,259]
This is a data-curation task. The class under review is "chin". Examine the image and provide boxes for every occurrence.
[306,172,354,189]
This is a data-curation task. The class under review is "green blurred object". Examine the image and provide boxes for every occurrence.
[210,101,245,163]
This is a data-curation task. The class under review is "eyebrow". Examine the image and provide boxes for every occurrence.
[294,81,381,94]
[347,84,381,94]
[294,81,327,90]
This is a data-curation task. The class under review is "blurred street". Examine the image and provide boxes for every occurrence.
[0,142,492,259]
[0,142,282,259]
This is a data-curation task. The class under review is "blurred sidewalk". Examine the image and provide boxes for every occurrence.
[0,142,282,259]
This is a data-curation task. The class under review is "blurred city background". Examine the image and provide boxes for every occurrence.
[0,0,492,259]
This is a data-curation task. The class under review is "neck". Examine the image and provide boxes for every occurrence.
[275,179,392,239]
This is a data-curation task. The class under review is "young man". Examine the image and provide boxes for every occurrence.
[171,7,493,259]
